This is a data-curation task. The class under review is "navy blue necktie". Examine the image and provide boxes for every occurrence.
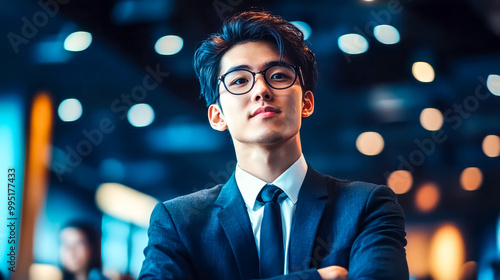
[257,184,286,278]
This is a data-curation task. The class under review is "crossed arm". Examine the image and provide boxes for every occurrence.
[248,185,408,280]
[138,185,407,280]
[137,203,347,280]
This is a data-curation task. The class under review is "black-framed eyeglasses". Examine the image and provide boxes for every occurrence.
[217,64,303,95]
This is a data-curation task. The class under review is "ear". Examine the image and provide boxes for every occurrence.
[208,103,228,131]
[302,90,314,118]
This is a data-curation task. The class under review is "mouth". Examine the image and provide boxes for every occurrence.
[251,106,282,118]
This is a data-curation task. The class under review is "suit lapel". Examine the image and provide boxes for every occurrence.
[215,173,259,280]
[289,166,328,272]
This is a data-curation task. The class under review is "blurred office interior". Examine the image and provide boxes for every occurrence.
[1,0,500,279]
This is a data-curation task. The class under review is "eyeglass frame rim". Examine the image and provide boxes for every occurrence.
[216,64,305,96]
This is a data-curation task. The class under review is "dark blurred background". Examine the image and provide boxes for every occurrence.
[1,0,500,279]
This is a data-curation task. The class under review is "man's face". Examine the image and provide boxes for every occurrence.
[208,41,314,147]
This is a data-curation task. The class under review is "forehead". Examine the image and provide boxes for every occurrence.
[61,228,86,242]
[219,41,287,75]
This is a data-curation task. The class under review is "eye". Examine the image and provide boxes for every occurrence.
[270,72,290,80]
[267,66,295,82]
[225,70,251,87]
[232,77,249,85]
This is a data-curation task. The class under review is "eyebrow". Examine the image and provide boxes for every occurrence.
[222,60,289,76]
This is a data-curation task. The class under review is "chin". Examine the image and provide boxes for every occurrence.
[251,130,294,145]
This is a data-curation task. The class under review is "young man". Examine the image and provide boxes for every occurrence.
[139,11,409,280]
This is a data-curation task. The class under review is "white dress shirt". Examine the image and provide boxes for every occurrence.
[235,154,308,275]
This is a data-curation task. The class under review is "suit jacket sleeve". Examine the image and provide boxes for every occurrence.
[348,185,409,280]
[138,203,195,280]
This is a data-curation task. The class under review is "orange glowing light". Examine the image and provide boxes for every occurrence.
[415,183,440,212]
[420,108,443,131]
[412,61,435,83]
[405,227,431,278]
[482,135,500,157]
[460,167,483,191]
[356,131,384,156]
[387,170,413,194]
[18,92,54,280]
[429,224,466,280]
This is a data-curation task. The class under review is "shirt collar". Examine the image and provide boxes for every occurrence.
[235,154,308,210]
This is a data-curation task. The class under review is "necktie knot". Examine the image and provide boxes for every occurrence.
[258,184,284,204]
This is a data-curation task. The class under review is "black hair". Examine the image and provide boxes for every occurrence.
[194,10,318,107]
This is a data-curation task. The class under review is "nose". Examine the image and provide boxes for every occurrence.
[251,73,273,102]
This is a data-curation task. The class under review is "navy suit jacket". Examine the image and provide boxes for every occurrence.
[138,166,409,280]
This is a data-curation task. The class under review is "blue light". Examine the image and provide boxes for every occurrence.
[99,158,126,181]
[146,120,225,152]
[373,25,400,45]
[0,94,24,279]
[155,35,183,55]
[338,34,369,55]
[487,74,500,96]
[130,227,148,277]
[102,215,130,273]
[497,214,500,255]
[291,21,312,40]
[34,38,71,64]
[64,31,92,52]
[127,103,155,127]
[112,0,170,24]
[58,98,83,122]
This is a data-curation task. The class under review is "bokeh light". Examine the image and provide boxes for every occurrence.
[338,34,369,55]
[155,35,183,55]
[412,62,435,83]
[291,21,312,40]
[29,263,62,280]
[405,227,430,278]
[415,183,440,212]
[420,108,443,131]
[58,98,82,122]
[373,25,400,45]
[127,103,155,127]
[487,74,500,96]
[99,158,126,181]
[482,135,500,157]
[96,182,158,227]
[429,224,465,280]
[387,170,413,194]
[64,31,92,52]
[356,131,384,156]
[460,167,483,191]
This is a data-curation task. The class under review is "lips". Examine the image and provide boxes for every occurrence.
[251,106,281,118]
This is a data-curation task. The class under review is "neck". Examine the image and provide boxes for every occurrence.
[234,134,302,182]
[74,269,88,280]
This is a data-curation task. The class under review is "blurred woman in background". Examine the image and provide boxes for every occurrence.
[60,221,108,280]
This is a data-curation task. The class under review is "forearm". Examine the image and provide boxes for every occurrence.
[251,268,322,280]
[348,185,409,279]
